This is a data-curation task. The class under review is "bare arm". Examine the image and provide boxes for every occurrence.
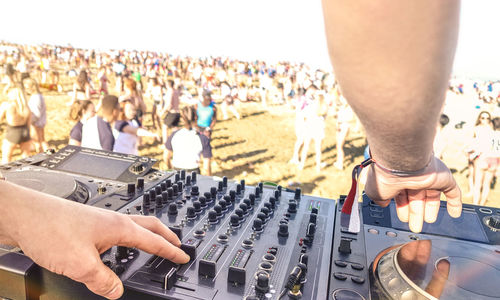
[121,125,159,139]
[322,0,460,170]
[202,157,211,176]
[164,150,173,170]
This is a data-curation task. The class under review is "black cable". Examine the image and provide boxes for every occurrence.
[277,266,302,299]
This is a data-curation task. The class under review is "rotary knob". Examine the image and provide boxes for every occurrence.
[131,163,145,173]
[186,206,196,219]
[168,203,178,215]
[229,190,236,202]
[278,224,289,237]
[193,201,202,212]
[249,194,256,205]
[210,187,217,199]
[191,185,199,196]
[185,175,191,186]
[180,170,186,180]
[116,246,129,260]
[240,179,245,190]
[255,272,270,293]
[253,219,263,231]
[288,200,297,213]
[239,203,248,214]
[218,199,227,210]
[223,176,228,187]
[230,214,240,227]
[136,177,144,190]
[236,184,242,194]
[486,216,500,231]
[208,210,218,223]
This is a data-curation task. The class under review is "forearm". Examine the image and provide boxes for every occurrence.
[323,0,460,171]
[136,128,156,138]
[203,158,211,176]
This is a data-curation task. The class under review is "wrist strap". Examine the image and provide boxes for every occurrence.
[369,150,433,177]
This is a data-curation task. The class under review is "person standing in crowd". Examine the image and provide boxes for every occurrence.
[81,95,119,151]
[0,86,31,163]
[472,111,498,205]
[23,78,48,152]
[195,89,217,138]
[220,81,241,120]
[164,106,212,175]
[147,77,164,132]
[68,100,96,146]
[113,99,159,155]
[69,70,91,105]
[121,78,146,124]
[159,80,181,143]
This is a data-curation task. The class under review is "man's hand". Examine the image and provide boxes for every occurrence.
[364,156,462,233]
[0,181,189,299]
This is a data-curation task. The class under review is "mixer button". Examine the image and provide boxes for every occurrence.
[351,276,365,284]
[194,229,205,238]
[332,289,364,300]
[339,238,352,254]
[180,170,186,180]
[235,208,244,220]
[166,188,173,200]
[242,239,254,248]
[174,173,180,182]
[176,181,183,191]
[256,213,267,224]
[260,207,270,217]
[204,192,213,203]
[243,199,252,209]
[254,187,261,198]
[274,190,280,201]
[217,234,229,243]
[180,244,196,261]
[155,185,162,196]
[165,179,172,188]
[351,263,364,271]
[334,260,348,268]
[222,176,228,187]
[333,272,347,281]
[169,226,182,240]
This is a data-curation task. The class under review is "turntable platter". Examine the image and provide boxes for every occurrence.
[372,240,500,300]
[3,169,88,202]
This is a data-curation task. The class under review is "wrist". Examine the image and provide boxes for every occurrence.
[369,148,434,177]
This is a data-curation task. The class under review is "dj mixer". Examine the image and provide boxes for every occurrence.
[0,146,498,300]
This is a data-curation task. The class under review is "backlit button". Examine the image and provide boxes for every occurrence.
[386,231,397,238]
[333,272,347,281]
[368,228,379,235]
[334,260,348,268]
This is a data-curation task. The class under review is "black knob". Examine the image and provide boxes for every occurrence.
[239,203,248,214]
[243,199,252,208]
[249,194,256,205]
[240,179,245,190]
[167,187,174,200]
[223,176,228,187]
[176,181,183,191]
[229,190,236,202]
[255,187,261,198]
[214,205,222,216]
[210,187,217,199]
[488,216,500,229]
[168,203,178,215]
[161,191,169,203]
[311,207,318,214]
[294,188,301,200]
[309,213,317,224]
[230,214,240,226]
[256,273,270,292]
[274,190,280,200]
[253,219,263,231]
[263,202,272,211]
[204,192,212,202]
[236,184,242,194]
[257,212,267,223]
[299,254,309,266]
[154,185,162,196]
[142,193,150,206]
[127,183,135,194]
[306,223,316,237]
[136,177,144,190]
[174,173,180,182]
[132,163,144,173]
[116,246,129,259]
[208,210,218,222]
[185,175,191,186]
[288,200,297,213]
[193,201,201,212]
[260,207,270,217]
[149,189,156,200]
[223,195,232,205]
[277,185,282,196]
[218,181,224,192]
[199,196,207,207]
[165,179,172,188]
[191,171,197,182]
[191,185,199,195]
[172,184,179,196]
[160,182,167,191]
[180,170,186,180]
[269,197,276,209]
[186,206,196,218]
[235,208,244,220]
[278,224,289,237]
[219,200,227,210]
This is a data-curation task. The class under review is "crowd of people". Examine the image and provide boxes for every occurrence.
[0,42,499,203]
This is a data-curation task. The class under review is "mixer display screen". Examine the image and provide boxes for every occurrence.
[57,152,131,180]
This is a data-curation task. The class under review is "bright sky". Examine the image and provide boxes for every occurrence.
[1,0,499,79]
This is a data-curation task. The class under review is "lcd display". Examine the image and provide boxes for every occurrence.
[56,152,131,180]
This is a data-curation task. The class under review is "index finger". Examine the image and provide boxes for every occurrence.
[129,215,181,247]
[442,178,462,219]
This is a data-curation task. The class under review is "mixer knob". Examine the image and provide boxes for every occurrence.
[219,199,227,210]
[174,173,180,182]
[236,184,242,194]
[193,201,202,212]
[235,208,244,220]
[230,214,240,227]
[204,192,212,202]
[160,191,168,204]
[136,177,144,190]
[132,163,144,173]
[97,185,106,195]
[160,182,167,191]
[294,188,301,201]
[191,171,197,182]
[240,179,245,190]
[214,205,223,216]
[154,185,162,196]
[277,185,282,196]
[191,185,199,196]
[127,183,135,194]
[253,219,263,231]
[255,272,270,293]
[165,179,172,188]
[243,199,252,209]
[239,203,248,214]
[176,181,183,191]
[208,210,218,223]
[172,184,179,196]
[278,224,289,237]
[269,197,276,209]
[167,188,174,200]
[223,176,228,187]
[258,182,264,190]
[185,175,191,186]
[274,190,280,201]
[487,216,500,230]
[180,170,186,180]
[229,190,236,202]
[155,196,163,207]
[142,194,150,206]
[255,187,261,198]
[116,246,129,259]
[168,203,178,215]
[218,181,224,192]
[186,206,196,219]
[210,187,217,199]
[306,223,316,238]
[288,200,297,213]
[256,213,267,223]
[309,213,317,224]
[260,207,270,217]
[198,196,207,207]
[249,194,256,205]
[263,202,272,211]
